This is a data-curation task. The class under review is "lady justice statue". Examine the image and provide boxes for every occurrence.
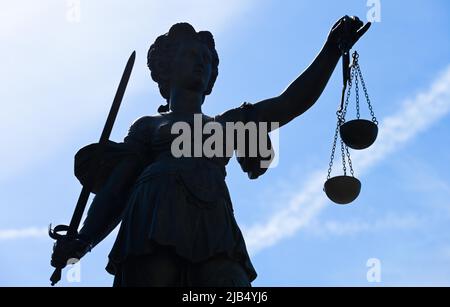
[51,16,371,286]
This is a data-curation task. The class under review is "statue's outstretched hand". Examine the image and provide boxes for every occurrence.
[51,234,92,269]
[327,15,371,52]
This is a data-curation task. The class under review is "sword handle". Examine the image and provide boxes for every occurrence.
[50,268,62,286]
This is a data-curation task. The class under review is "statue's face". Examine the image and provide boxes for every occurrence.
[170,39,213,95]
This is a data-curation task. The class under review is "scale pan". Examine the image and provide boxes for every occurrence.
[340,119,378,150]
[324,176,361,205]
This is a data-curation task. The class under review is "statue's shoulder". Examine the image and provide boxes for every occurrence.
[128,113,169,133]
[129,114,162,130]
[214,102,254,124]
[125,114,164,144]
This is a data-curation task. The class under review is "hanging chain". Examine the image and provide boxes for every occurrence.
[328,93,352,180]
[341,67,354,122]
[327,53,354,180]
[340,139,347,176]
[345,145,355,177]
[353,51,378,125]
[354,67,360,119]
[326,119,340,180]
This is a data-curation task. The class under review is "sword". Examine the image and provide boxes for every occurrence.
[48,51,136,286]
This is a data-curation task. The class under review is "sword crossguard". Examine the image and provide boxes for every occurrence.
[48,224,72,241]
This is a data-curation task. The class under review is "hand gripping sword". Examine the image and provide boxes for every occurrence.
[48,51,136,286]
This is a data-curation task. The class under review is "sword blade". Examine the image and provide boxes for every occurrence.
[67,50,136,236]
[99,51,136,143]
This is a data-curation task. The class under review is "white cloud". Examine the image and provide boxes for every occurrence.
[351,66,450,173]
[0,227,48,241]
[305,214,422,237]
[243,65,450,255]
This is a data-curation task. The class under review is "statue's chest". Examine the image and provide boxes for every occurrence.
[151,115,223,150]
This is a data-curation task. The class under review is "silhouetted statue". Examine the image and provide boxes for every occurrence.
[51,16,370,286]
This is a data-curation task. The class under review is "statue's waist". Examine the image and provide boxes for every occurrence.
[138,154,225,180]
[133,156,228,203]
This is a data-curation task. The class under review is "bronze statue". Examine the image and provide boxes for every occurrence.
[51,16,371,286]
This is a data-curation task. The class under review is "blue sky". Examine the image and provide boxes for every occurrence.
[1,0,450,286]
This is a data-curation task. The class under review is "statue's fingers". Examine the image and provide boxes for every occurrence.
[351,16,362,23]
[332,15,350,31]
[347,16,364,32]
[356,22,371,40]
[332,19,343,32]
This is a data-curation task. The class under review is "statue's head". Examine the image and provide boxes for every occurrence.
[147,23,219,112]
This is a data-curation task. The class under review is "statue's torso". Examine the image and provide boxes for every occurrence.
[107,107,261,283]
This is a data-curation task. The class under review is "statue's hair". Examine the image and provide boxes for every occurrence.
[147,23,219,113]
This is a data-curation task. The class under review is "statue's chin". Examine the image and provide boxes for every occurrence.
[186,79,206,93]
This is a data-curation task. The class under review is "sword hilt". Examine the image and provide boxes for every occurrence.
[50,268,62,286]
[48,224,73,286]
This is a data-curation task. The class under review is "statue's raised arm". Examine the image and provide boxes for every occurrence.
[252,16,371,129]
